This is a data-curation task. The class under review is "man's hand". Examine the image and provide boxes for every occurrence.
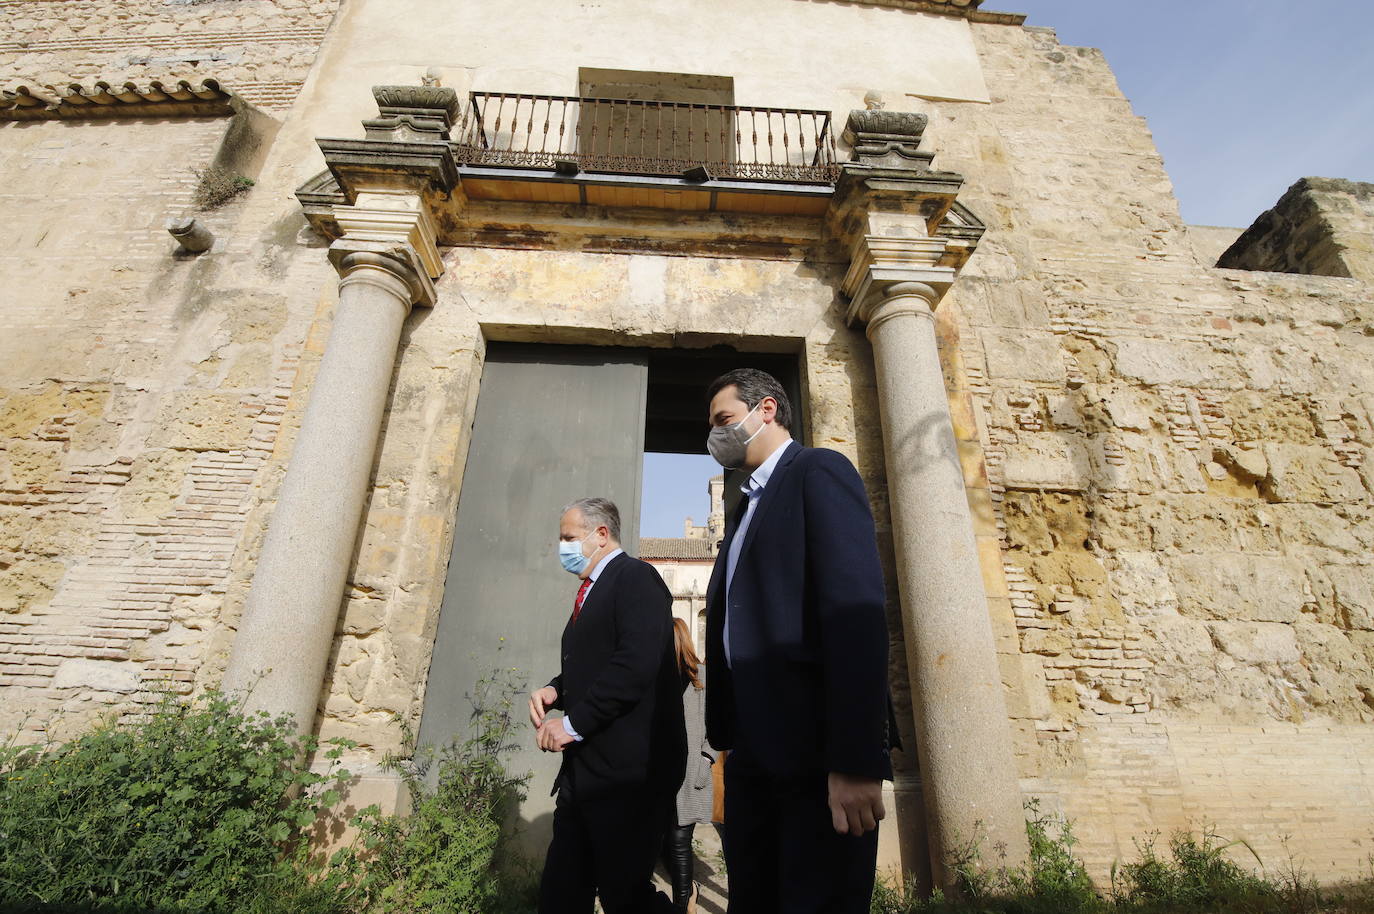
[536,717,576,753]
[827,772,885,835]
[529,686,558,728]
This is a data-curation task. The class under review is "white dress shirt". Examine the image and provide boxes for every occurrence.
[723,438,792,668]
[562,546,623,741]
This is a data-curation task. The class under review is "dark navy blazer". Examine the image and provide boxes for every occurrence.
[548,552,687,800]
[704,442,894,781]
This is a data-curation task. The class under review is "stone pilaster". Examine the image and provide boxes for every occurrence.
[831,110,1027,890]
[223,86,454,733]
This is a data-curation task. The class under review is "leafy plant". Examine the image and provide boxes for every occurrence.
[869,802,1374,914]
[334,669,538,914]
[0,690,354,914]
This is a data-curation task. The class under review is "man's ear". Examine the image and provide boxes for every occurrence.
[761,396,778,422]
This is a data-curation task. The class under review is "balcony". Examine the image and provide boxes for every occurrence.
[450,91,840,216]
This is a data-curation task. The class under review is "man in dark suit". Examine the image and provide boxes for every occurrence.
[703,369,892,914]
[529,496,686,914]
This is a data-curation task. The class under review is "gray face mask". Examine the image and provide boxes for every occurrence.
[707,402,765,469]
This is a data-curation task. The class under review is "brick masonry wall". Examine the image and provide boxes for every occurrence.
[915,22,1374,880]
[0,115,322,738]
[0,0,340,111]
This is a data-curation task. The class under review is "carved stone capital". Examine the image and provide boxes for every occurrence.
[332,189,443,280]
[841,233,955,327]
[842,109,935,170]
[327,238,436,310]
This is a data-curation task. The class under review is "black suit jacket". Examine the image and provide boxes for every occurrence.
[705,442,893,781]
[548,552,687,799]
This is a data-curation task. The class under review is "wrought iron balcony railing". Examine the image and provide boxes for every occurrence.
[455,91,840,185]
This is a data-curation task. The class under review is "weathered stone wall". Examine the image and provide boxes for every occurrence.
[915,22,1374,880]
[1219,178,1374,283]
[0,0,341,110]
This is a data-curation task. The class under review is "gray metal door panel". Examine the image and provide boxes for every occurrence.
[418,344,647,826]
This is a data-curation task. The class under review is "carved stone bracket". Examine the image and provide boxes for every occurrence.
[842,109,936,170]
[826,109,985,274]
[309,84,461,210]
[363,85,462,143]
[298,84,461,271]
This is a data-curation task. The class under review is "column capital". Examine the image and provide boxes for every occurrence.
[863,282,940,339]
[327,238,436,310]
[332,188,444,281]
[841,233,955,328]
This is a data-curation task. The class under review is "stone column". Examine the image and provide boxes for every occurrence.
[222,240,435,730]
[224,84,459,733]
[849,264,1030,885]
[830,109,1027,889]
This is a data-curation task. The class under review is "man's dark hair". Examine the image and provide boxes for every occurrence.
[706,368,793,431]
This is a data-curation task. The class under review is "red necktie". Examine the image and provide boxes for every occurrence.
[572,578,591,624]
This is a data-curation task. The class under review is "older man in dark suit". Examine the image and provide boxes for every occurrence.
[703,369,893,914]
[529,497,686,914]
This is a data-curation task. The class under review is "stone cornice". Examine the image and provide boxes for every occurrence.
[798,0,1025,25]
[0,78,235,121]
[315,136,461,202]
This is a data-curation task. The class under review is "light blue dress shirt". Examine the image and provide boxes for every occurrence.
[562,546,623,741]
[723,438,792,668]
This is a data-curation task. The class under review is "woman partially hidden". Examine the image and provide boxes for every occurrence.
[662,618,716,913]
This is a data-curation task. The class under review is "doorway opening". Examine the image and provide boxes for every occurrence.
[416,341,801,839]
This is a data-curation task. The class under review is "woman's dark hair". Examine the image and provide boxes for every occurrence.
[672,617,703,690]
[705,368,792,431]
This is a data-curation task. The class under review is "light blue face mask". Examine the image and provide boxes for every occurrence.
[558,531,594,575]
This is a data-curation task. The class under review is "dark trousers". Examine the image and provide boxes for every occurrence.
[723,748,879,914]
[539,777,676,914]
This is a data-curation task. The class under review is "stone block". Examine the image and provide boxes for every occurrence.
[1109,551,1179,618]
[1169,553,1306,623]
[1,440,65,488]
[117,450,195,521]
[1294,620,1363,672]
[1021,628,1071,655]
[1155,617,1214,657]
[1046,392,1084,430]
[149,391,256,451]
[1325,565,1374,631]
[1003,433,1090,491]
[1206,621,1300,664]
[1113,338,1219,387]
[0,558,66,613]
[1261,444,1365,504]
[981,330,1065,382]
[52,659,140,693]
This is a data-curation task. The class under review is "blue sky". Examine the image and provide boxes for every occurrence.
[1011,0,1374,227]
[639,1,1374,538]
